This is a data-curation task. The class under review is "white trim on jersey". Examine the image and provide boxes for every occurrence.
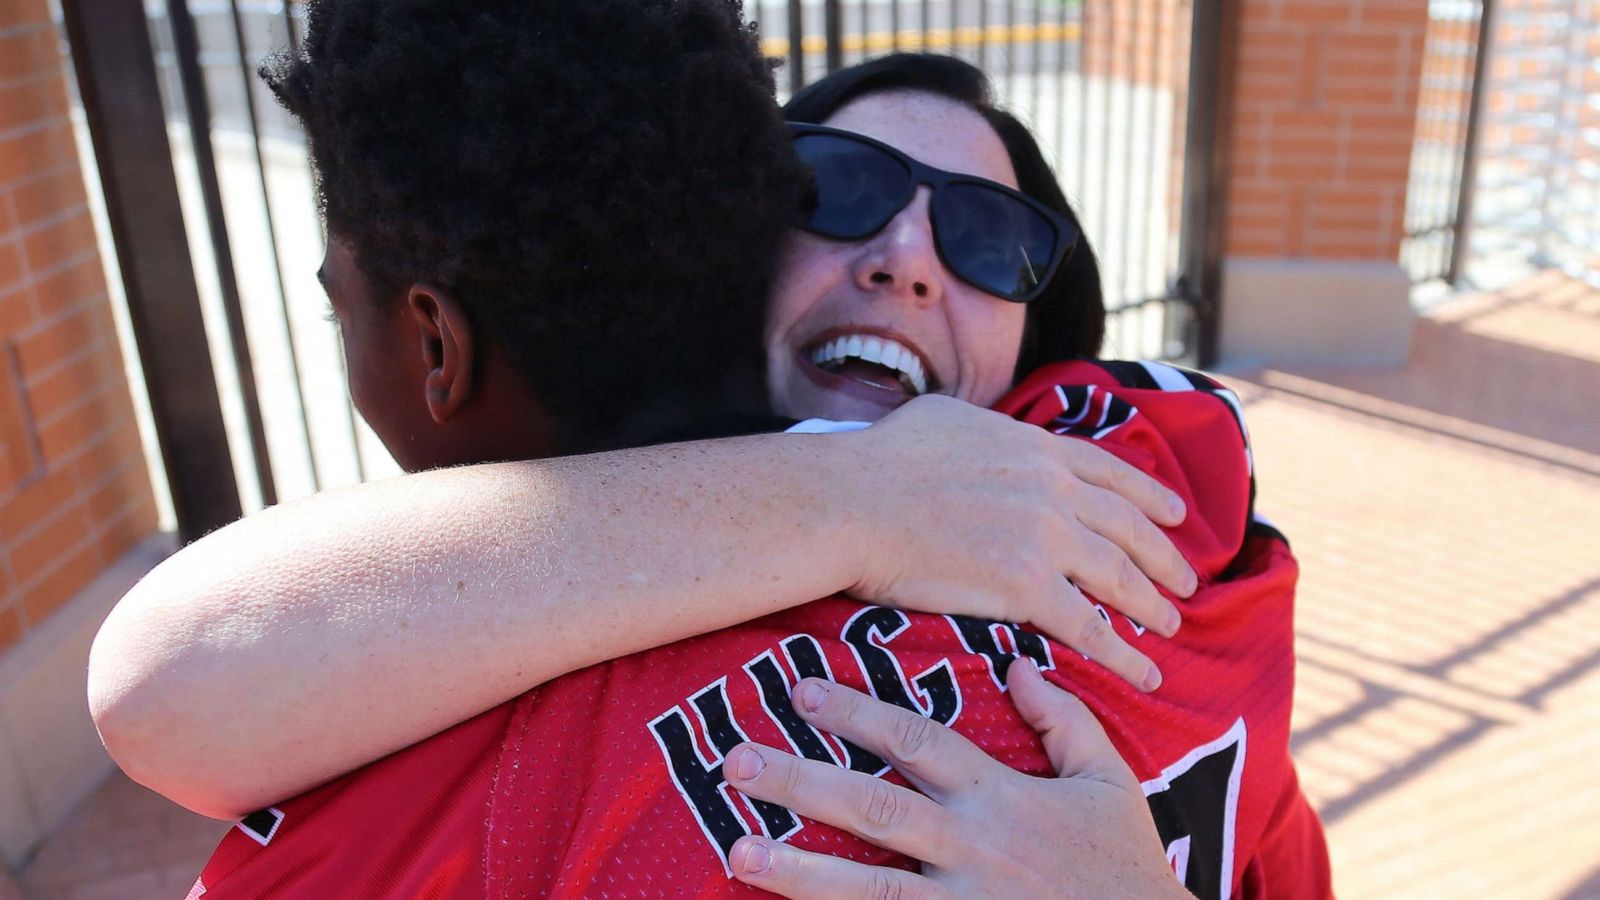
[1139,360,1198,393]
[235,806,285,847]
[1131,360,1255,476]
[1141,718,1248,900]
[1093,405,1138,441]
[1211,388,1255,475]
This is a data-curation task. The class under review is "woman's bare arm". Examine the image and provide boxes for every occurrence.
[89,396,1193,819]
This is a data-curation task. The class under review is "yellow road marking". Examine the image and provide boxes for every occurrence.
[760,21,1083,58]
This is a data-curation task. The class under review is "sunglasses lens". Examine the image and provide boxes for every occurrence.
[794,135,911,239]
[933,183,1062,300]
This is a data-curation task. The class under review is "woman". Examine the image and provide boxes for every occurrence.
[94,48,1322,897]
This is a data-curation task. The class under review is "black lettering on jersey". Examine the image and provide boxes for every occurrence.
[777,635,888,775]
[1050,384,1137,441]
[236,806,284,847]
[648,678,800,870]
[689,680,801,843]
[944,615,1055,690]
[1142,718,1247,900]
[841,607,962,729]
[745,649,839,765]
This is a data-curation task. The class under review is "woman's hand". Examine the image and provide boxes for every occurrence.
[838,394,1197,691]
[723,668,1188,899]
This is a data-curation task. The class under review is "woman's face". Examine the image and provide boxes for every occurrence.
[764,90,1030,422]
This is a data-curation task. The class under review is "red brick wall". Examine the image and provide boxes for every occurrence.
[1226,0,1430,259]
[0,0,159,656]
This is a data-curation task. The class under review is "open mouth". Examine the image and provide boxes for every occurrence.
[806,333,933,397]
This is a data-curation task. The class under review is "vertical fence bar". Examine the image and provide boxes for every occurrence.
[1001,1,1014,95]
[226,0,324,491]
[1182,0,1236,367]
[1030,0,1043,123]
[788,0,805,95]
[979,0,992,70]
[859,0,870,63]
[1120,0,1143,304]
[824,0,844,72]
[168,0,278,506]
[1141,0,1172,303]
[60,0,243,542]
[1056,0,1070,174]
[1077,0,1092,217]
[891,0,901,51]
[1098,0,1118,309]
[279,0,300,51]
[1448,0,1492,284]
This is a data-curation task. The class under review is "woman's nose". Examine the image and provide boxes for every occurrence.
[853,189,943,307]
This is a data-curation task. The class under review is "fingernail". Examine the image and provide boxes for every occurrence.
[737,840,773,875]
[798,680,827,713]
[1167,493,1186,520]
[728,745,764,782]
[1142,665,1163,692]
[1184,569,1199,596]
[1002,657,1035,687]
[1165,607,1182,636]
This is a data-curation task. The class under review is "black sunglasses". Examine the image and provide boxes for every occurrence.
[787,122,1078,303]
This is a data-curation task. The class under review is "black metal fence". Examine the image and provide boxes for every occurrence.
[1401,0,1492,285]
[1467,0,1600,289]
[70,0,1222,529]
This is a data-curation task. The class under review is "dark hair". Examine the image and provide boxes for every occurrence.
[263,0,804,452]
[783,53,1105,375]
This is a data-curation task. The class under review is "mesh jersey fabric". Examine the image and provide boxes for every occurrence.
[188,359,1331,899]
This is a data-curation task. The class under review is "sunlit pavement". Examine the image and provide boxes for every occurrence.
[1234,270,1600,899]
[15,272,1600,896]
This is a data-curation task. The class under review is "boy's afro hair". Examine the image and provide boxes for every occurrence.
[264,0,803,449]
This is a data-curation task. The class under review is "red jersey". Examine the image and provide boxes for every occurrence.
[190,360,1331,899]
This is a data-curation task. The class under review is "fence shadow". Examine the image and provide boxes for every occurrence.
[1263,280,1600,462]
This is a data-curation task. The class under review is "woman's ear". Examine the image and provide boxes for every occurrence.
[407,285,475,424]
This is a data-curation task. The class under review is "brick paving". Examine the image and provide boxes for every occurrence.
[1236,270,1600,899]
[13,272,1600,897]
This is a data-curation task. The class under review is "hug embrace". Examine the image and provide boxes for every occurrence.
[88,1,1332,897]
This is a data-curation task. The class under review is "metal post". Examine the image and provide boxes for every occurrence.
[1448,0,1495,285]
[167,0,278,507]
[1179,0,1238,368]
[788,0,805,94]
[60,0,244,542]
[824,0,844,73]
[227,0,323,491]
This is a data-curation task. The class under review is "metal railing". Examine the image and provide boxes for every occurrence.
[89,0,1220,527]
[1471,0,1600,288]
[1402,0,1493,285]
[1409,0,1600,290]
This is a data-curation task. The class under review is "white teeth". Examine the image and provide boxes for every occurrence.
[861,338,884,365]
[808,333,932,397]
[881,343,902,373]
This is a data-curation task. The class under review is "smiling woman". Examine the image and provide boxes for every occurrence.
[766,92,1034,421]
[775,53,1107,420]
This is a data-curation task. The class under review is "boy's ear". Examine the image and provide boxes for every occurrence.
[407,285,475,424]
